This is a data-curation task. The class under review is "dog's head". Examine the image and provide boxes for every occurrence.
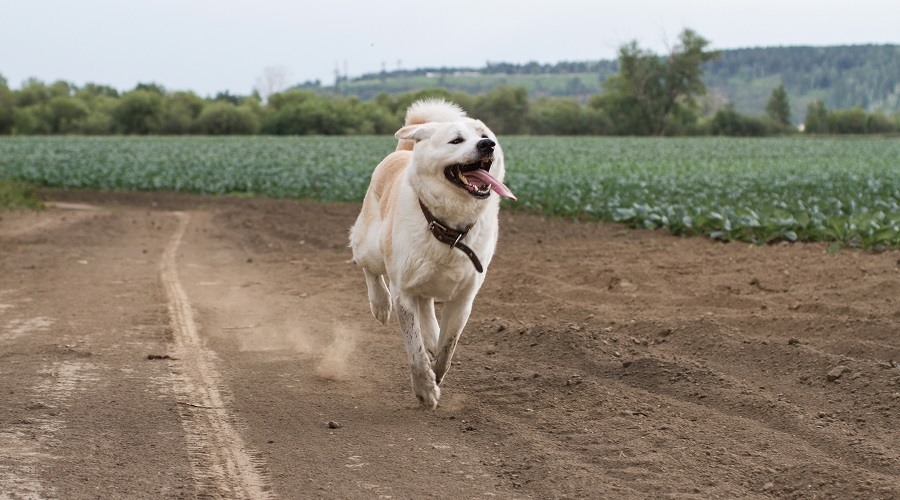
[395,120,515,201]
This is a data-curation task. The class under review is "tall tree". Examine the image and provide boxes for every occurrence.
[804,99,829,134]
[766,84,791,127]
[599,29,720,135]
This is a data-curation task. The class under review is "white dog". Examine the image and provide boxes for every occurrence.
[350,99,515,408]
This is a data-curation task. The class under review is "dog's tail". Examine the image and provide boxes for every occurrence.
[396,99,467,151]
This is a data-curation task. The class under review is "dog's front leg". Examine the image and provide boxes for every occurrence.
[433,293,475,386]
[395,294,441,409]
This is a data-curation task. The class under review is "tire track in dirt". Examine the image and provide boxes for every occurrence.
[160,211,272,499]
[1,202,99,240]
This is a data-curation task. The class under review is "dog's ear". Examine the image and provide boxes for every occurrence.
[395,124,435,142]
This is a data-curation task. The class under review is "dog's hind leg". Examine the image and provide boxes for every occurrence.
[363,269,392,325]
[432,292,475,386]
[396,294,440,409]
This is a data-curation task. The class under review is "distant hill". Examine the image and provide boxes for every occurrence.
[297,45,899,123]
[704,45,899,122]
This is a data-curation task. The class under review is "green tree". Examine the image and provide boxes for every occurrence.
[76,83,119,99]
[160,91,205,134]
[529,97,582,135]
[597,29,720,135]
[79,104,116,134]
[765,84,791,128]
[194,102,259,135]
[372,92,397,115]
[299,98,356,134]
[589,87,648,135]
[473,85,529,134]
[213,91,242,106]
[348,99,396,134]
[48,80,76,98]
[804,99,829,133]
[449,92,478,118]
[134,82,166,94]
[828,107,868,134]
[113,90,163,134]
[262,94,357,135]
[11,107,52,134]
[710,107,771,136]
[529,97,611,135]
[44,95,89,133]
[266,89,318,111]
[16,78,53,107]
[866,111,896,133]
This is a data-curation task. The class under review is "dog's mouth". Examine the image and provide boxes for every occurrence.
[444,157,516,200]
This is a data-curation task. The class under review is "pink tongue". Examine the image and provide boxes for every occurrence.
[464,169,517,201]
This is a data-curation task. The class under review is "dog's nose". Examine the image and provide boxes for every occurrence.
[476,138,495,153]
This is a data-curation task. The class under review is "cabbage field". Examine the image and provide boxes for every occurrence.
[1,136,897,248]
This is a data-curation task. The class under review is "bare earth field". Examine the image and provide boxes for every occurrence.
[1,190,898,499]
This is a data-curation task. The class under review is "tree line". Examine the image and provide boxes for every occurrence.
[1,30,897,136]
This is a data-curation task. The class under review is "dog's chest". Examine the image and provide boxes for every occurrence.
[401,237,484,301]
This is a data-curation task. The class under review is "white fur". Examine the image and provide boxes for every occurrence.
[350,99,506,408]
[405,98,467,124]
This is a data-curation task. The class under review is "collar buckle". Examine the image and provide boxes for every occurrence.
[428,219,448,233]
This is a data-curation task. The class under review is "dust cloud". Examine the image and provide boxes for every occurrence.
[315,323,357,381]
[223,314,356,380]
[232,320,314,353]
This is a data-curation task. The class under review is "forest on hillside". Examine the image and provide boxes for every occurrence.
[703,45,899,117]
[309,44,899,121]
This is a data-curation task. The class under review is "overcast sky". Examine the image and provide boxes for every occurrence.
[2,0,898,96]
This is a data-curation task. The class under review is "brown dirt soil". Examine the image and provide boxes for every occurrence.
[1,189,898,499]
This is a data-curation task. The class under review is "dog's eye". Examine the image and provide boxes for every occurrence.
[481,135,488,139]
[449,138,464,145]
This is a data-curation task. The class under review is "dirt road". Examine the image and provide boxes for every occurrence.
[1,190,898,499]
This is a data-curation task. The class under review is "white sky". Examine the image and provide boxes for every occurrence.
[2,0,898,96]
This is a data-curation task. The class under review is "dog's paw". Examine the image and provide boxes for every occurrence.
[370,301,392,325]
[411,370,441,409]
[368,284,392,325]
[416,384,441,409]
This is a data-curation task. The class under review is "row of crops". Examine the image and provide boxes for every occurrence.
[0,136,897,248]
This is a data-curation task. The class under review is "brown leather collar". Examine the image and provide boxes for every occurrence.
[418,199,483,273]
